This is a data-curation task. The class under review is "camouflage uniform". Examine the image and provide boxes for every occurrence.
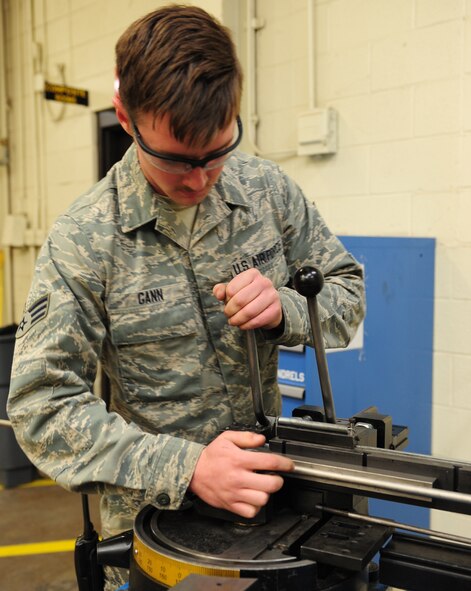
[7,146,364,587]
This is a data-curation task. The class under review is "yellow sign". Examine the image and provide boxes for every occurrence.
[44,81,89,106]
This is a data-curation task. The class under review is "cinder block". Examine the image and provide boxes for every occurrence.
[414,78,461,136]
[458,135,471,187]
[450,245,471,298]
[464,76,471,130]
[432,404,471,462]
[411,192,461,246]
[370,136,458,194]
[331,193,411,236]
[300,145,369,198]
[71,3,107,47]
[369,87,413,142]
[435,299,471,355]
[329,0,370,51]
[317,46,370,102]
[432,352,453,407]
[454,353,471,410]
[367,0,413,40]
[465,16,471,72]
[456,190,471,245]
[416,0,463,27]
[44,16,70,55]
[371,22,460,90]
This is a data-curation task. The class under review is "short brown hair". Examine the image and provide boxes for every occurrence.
[115,4,243,146]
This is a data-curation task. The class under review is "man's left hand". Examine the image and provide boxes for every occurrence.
[213,268,282,330]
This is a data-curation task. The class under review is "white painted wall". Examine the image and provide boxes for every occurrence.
[249,0,471,537]
[1,0,470,538]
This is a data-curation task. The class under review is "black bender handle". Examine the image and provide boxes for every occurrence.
[293,266,337,424]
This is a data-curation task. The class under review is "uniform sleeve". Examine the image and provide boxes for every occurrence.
[263,170,365,349]
[7,215,203,510]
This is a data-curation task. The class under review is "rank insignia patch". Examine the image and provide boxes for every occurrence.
[16,294,50,338]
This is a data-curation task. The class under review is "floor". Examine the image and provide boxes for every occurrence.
[0,473,101,591]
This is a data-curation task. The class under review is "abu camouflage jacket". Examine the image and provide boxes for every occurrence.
[7,146,364,537]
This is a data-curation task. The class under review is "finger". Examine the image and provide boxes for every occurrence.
[213,283,227,301]
[243,450,295,473]
[229,501,262,519]
[221,430,266,449]
[230,299,280,329]
[226,287,270,323]
[224,278,267,318]
[240,472,286,494]
[235,488,270,508]
[225,268,260,300]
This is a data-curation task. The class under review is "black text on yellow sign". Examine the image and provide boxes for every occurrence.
[44,81,89,106]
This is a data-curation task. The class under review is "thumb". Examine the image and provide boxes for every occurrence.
[222,430,266,449]
[213,283,227,301]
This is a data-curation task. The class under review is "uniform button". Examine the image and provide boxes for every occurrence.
[156,492,170,506]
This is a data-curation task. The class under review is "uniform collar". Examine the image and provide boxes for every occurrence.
[116,145,160,232]
[116,146,250,234]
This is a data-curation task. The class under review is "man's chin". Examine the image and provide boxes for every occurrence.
[172,188,210,205]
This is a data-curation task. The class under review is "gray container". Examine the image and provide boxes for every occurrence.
[0,326,36,487]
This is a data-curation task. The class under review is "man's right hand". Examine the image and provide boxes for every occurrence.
[188,430,294,519]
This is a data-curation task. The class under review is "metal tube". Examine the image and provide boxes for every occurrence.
[317,505,471,548]
[290,460,471,507]
[357,444,470,468]
[246,329,270,427]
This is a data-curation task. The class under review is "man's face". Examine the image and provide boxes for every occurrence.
[132,112,237,207]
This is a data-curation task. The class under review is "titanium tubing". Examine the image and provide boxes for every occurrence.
[316,505,471,549]
[289,459,471,508]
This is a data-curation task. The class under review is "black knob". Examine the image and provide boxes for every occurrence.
[293,266,324,297]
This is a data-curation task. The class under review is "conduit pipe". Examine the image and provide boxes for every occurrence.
[0,1,14,324]
[245,0,262,155]
[245,0,317,159]
[307,0,316,110]
[29,0,47,245]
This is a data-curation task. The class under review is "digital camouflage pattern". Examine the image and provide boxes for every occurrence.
[7,146,364,587]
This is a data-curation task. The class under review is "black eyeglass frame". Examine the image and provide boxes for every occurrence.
[131,115,243,170]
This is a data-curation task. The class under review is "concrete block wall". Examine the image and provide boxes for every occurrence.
[3,0,223,315]
[251,0,471,537]
[1,0,470,537]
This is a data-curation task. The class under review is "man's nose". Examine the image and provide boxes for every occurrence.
[182,167,208,191]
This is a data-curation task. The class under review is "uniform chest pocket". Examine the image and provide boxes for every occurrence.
[109,300,197,345]
[108,296,200,394]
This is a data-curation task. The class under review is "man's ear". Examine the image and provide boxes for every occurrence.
[112,79,133,136]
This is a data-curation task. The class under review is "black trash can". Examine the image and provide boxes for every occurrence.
[0,324,37,487]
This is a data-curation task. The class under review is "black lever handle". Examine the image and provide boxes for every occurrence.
[246,329,271,429]
[293,266,337,424]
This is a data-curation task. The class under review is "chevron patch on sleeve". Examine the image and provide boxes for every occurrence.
[16,294,50,339]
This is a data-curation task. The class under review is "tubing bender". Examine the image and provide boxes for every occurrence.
[76,268,471,591]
